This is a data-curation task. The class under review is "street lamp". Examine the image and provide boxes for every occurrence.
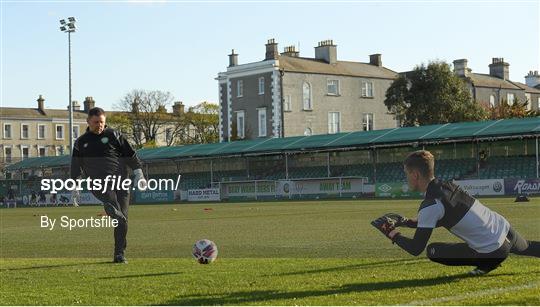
[59,17,76,154]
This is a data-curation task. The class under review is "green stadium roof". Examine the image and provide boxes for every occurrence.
[5,155,71,171]
[6,117,540,171]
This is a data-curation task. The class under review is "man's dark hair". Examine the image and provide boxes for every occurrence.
[88,107,106,118]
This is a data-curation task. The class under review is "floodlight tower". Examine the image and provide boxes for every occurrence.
[59,17,76,154]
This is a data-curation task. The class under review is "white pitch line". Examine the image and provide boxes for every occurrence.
[404,281,540,306]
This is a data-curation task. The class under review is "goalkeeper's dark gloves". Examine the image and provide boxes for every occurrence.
[371,215,401,242]
[382,213,417,228]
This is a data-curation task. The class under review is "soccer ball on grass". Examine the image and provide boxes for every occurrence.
[192,239,218,264]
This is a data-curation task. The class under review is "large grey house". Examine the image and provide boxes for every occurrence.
[453,58,540,110]
[216,39,399,141]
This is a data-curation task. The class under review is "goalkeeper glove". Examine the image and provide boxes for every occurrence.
[371,215,401,242]
[133,169,147,191]
[383,213,417,228]
[71,190,80,207]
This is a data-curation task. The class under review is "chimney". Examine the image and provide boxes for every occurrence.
[265,38,278,60]
[314,39,337,64]
[281,45,300,57]
[489,58,509,80]
[525,70,540,88]
[131,101,139,113]
[172,101,185,115]
[228,49,238,67]
[83,96,95,113]
[453,59,469,77]
[72,100,80,111]
[369,54,382,67]
[157,105,167,113]
[37,95,45,114]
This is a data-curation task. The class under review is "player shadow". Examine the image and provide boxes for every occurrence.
[99,272,182,279]
[270,258,428,277]
[0,260,111,271]
[163,272,521,305]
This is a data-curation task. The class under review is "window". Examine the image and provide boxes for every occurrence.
[236,111,245,139]
[4,147,12,163]
[258,77,265,95]
[303,82,312,110]
[284,95,292,112]
[21,146,29,160]
[72,125,80,140]
[56,146,64,156]
[38,124,46,139]
[258,108,267,137]
[56,125,64,140]
[21,124,29,139]
[327,79,340,95]
[362,113,374,131]
[3,123,11,139]
[361,81,374,97]
[328,112,340,134]
[304,127,312,136]
[489,95,496,108]
[237,80,243,97]
[38,146,46,157]
[507,93,515,106]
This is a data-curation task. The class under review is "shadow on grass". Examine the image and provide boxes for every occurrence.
[100,272,182,279]
[270,258,428,277]
[163,272,523,305]
[0,261,111,271]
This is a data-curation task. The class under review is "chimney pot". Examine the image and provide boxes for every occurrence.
[489,57,509,80]
[172,101,185,115]
[453,59,469,77]
[369,54,382,67]
[228,49,238,67]
[71,100,80,111]
[265,38,278,61]
[281,45,300,57]
[525,69,540,88]
[314,39,337,64]
[83,96,96,113]
[37,95,45,114]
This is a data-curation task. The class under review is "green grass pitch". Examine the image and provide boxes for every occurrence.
[1,197,539,305]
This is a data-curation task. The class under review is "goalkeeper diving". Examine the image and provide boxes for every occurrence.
[371,150,540,275]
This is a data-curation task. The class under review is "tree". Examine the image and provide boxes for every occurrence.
[185,102,219,144]
[384,75,409,125]
[115,89,175,145]
[481,97,540,120]
[106,112,140,146]
[113,90,220,147]
[385,61,486,126]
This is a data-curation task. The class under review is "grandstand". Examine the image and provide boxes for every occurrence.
[2,117,539,202]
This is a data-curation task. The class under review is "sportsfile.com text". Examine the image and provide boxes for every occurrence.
[40,175,181,194]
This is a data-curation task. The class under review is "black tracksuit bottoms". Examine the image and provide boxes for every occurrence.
[427,227,540,271]
[91,188,130,256]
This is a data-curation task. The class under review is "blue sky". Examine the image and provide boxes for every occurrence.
[1,0,539,111]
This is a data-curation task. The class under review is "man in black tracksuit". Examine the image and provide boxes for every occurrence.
[71,107,145,263]
[372,150,539,275]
